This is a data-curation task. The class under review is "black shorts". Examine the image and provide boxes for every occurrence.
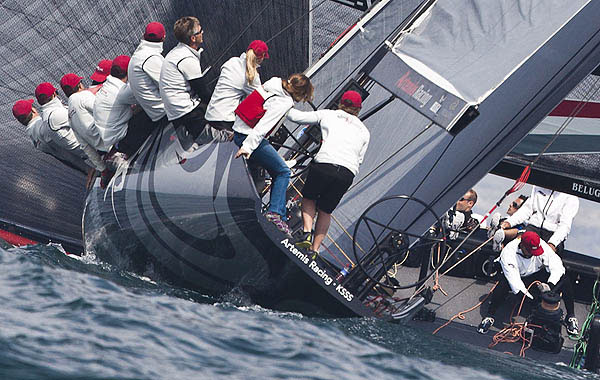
[302,162,354,214]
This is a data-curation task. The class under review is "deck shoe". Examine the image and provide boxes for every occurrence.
[265,212,292,237]
[477,317,494,334]
[295,231,313,249]
[566,316,579,337]
[308,250,319,260]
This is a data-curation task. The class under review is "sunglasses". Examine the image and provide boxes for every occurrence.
[459,197,472,202]
[192,28,203,36]
[510,201,521,208]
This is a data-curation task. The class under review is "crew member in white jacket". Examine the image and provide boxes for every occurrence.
[288,91,370,255]
[233,73,314,235]
[128,22,167,126]
[12,99,71,163]
[60,73,106,173]
[205,40,269,131]
[35,82,98,174]
[160,16,228,147]
[94,55,153,157]
[501,186,579,256]
[477,231,578,336]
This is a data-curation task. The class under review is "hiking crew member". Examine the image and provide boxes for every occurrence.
[60,73,106,172]
[129,22,167,127]
[160,16,228,146]
[12,99,59,157]
[35,82,93,173]
[477,231,578,336]
[501,186,579,256]
[233,73,314,235]
[205,40,269,131]
[90,59,112,85]
[94,55,153,157]
[290,91,370,255]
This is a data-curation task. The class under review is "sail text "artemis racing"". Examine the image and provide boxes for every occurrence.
[396,71,432,108]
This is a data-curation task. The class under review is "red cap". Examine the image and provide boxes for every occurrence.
[112,55,130,73]
[35,82,57,103]
[521,231,544,256]
[90,59,112,82]
[12,99,34,118]
[248,40,269,59]
[60,73,83,89]
[341,90,362,108]
[144,22,166,42]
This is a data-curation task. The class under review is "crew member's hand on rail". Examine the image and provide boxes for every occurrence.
[235,147,250,159]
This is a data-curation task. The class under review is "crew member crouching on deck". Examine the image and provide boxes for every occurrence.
[477,231,578,337]
[233,73,314,236]
[290,91,370,257]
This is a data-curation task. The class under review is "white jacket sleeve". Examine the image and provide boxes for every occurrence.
[545,249,566,286]
[244,72,261,95]
[286,109,321,125]
[117,84,137,105]
[500,245,527,294]
[142,55,163,84]
[81,144,106,171]
[358,132,370,165]
[49,108,84,153]
[241,97,292,154]
[548,196,579,247]
[506,195,534,228]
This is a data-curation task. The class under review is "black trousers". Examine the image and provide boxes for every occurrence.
[487,270,575,318]
[526,225,565,257]
[172,103,208,139]
[207,120,234,131]
[116,111,165,157]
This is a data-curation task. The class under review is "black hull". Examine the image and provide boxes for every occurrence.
[83,126,411,319]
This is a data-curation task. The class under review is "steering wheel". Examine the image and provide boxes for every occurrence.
[351,195,447,290]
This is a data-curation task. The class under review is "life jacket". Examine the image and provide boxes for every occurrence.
[234,87,275,128]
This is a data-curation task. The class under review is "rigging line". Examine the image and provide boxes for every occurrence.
[295,175,366,258]
[528,76,600,168]
[55,0,117,69]
[347,122,434,192]
[447,71,600,205]
[0,5,103,96]
[206,0,274,79]
[432,32,600,207]
[310,0,432,111]
[287,180,353,265]
[0,4,135,46]
[264,0,327,45]
[47,0,106,79]
[349,121,445,254]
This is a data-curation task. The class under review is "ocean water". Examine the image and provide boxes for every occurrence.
[0,243,594,380]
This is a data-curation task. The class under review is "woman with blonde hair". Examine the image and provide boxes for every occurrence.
[205,40,269,131]
[233,73,314,235]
